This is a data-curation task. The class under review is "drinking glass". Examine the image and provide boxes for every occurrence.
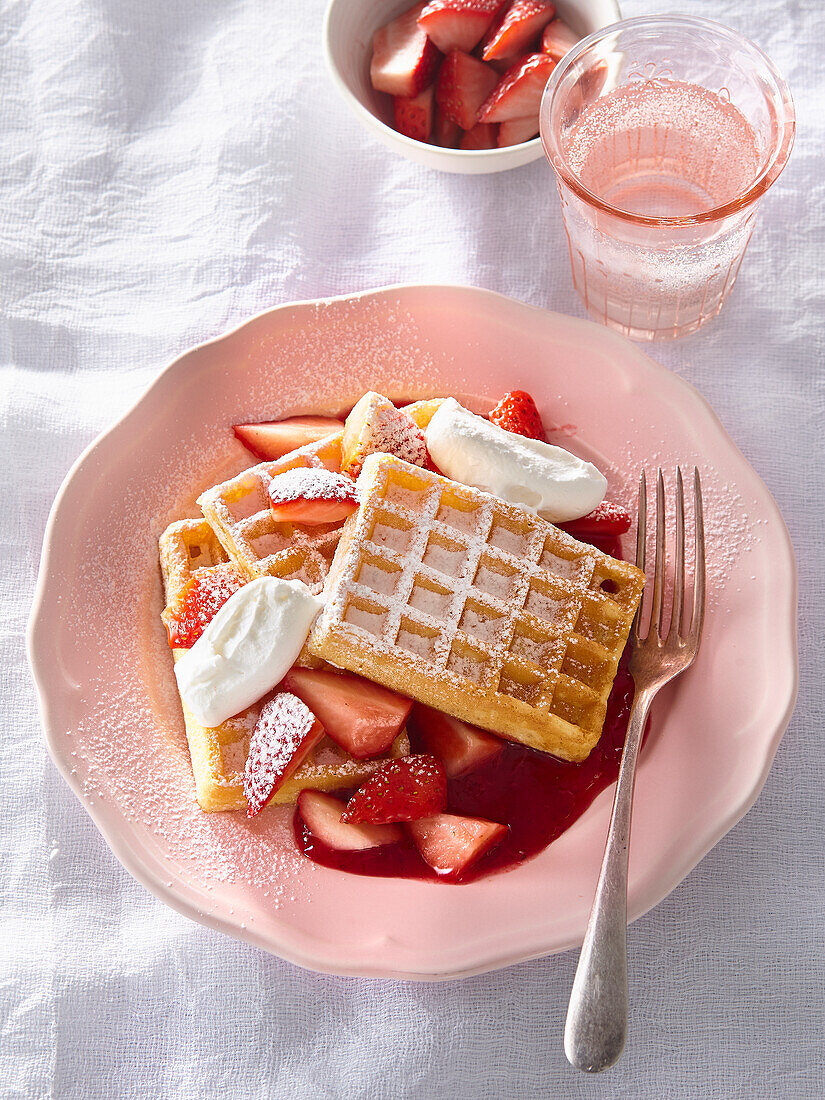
[539,16,795,341]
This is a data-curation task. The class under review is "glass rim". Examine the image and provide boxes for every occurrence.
[539,14,796,228]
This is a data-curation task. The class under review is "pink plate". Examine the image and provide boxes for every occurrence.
[28,285,798,980]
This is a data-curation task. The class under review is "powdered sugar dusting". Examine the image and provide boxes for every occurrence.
[344,392,428,478]
[38,285,787,952]
[243,693,319,815]
[474,561,517,601]
[199,396,439,595]
[459,604,506,645]
[397,625,439,659]
[267,468,357,506]
[310,455,644,753]
[342,755,446,825]
[163,563,244,647]
[370,407,427,468]
[604,427,759,612]
[408,583,452,617]
[199,435,346,594]
[233,295,447,416]
[49,407,322,924]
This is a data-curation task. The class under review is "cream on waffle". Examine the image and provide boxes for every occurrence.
[197,399,443,593]
[308,455,645,762]
[159,518,408,811]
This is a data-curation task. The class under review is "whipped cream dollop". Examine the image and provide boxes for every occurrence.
[425,398,607,523]
[174,577,323,728]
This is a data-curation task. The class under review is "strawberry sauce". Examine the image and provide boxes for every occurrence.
[296,534,643,885]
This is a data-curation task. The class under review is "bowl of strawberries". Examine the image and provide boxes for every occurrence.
[324,0,620,173]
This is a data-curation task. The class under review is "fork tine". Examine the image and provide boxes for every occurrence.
[691,468,706,641]
[632,471,647,641]
[669,467,685,641]
[635,471,647,574]
[649,469,666,639]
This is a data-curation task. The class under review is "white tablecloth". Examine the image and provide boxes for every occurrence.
[3,0,823,1096]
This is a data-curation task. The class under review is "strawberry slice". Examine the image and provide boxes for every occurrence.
[418,0,505,54]
[432,107,462,147]
[559,500,632,538]
[282,668,413,759]
[243,693,325,817]
[488,389,547,441]
[459,121,498,148]
[371,2,442,98]
[414,705,502,776]
[342,755,447,825]
[408,812,507,876]
[162,563,245,649]
[436,49,500,130]
[268,468,358,526]
[341,392,428,478]
[541,15,578,61]
[482,0,556,62]
[478,52,556,123]
[497,115,539,145]
[297,790,402,850]
[233,416,343,462]
[393,84,436,142]
[484,55,517,74]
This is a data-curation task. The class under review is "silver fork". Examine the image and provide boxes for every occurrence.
[564,468,706,1073]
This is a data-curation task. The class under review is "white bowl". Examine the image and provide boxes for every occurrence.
[324,0,621,174]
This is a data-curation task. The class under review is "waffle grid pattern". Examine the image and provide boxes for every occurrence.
[198,436,345,594]
[310,456,645,761]
[158,518,408,812]
[197,399,443,595]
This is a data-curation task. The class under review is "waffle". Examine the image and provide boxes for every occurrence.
[198,399,443,593]
[158,518,409,812]
[308,456,645,762]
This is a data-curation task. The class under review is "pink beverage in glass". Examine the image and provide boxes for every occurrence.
[540,18,795,341]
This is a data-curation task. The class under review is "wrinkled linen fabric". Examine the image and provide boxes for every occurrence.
[2,0,823,1097]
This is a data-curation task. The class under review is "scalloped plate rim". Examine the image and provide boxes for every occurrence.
[27,284,799,980]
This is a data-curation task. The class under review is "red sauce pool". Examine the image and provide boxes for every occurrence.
[295,532,645,885]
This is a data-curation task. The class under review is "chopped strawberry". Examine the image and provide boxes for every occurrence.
[541,15,578,61]
[162,563,245,649]
[414,705,502,776]
[484,55,517,74]
[243,693,325,817]
[459,121,498,148]
[298,790,402,850]
[488,389,547,441]
[560,500,633,539]
[282,668,413,759]
[393,84,436,142]
[435,49,499,130]
[408,812,507,876]
[371,2,442,98]
[482,0,556,62]
[233,416,344,462]
[432,107,462,147]
[341,392,428,478]
[342,755,447,825]
[418,0,505,54]
[268,468,358,526]
[497,115,539,145]
[478,52,556,123]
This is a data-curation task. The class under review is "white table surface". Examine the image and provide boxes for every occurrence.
[3,0,823,1096]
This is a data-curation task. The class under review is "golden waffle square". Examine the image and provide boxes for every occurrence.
[308,456,645,762]
[197,399,443,593]
[159,518,409,812]
[198,437,344,594]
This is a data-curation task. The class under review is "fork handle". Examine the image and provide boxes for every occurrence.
[563,687,654,1073]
